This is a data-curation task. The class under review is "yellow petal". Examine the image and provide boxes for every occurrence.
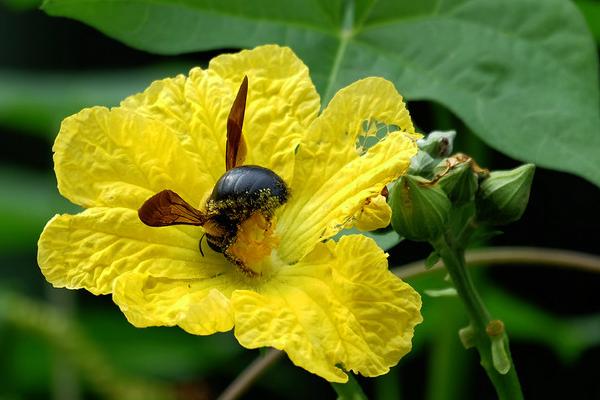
[121,73,226,183]
[232,235,422,382]
[37,207,228,295]
[122,45,320,185]
[278,77,419,262]
[353,194,392,231]
[208,45,321,182]
[113,271,234,335]
[54,106,211,209]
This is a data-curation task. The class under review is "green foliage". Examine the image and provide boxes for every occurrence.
[0,169,77,251]
[336,226,403,251]
[41,0,600,186]
[576,0,600,42]
[407,270,600,368]
[0,65,192,138]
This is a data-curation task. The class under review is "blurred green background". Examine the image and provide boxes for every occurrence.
[1,1,599,399]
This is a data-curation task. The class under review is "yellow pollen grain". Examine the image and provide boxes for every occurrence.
[228,213,280,270]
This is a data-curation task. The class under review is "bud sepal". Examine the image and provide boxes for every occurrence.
[476,164,535,225]
[389,175,451,242]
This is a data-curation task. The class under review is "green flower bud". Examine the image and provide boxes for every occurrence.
[476,164,535,225]
[409,131,456,177]
[438,161,479,205]
[389,175,451,241]
[418,130,456,158]
[408,151,437,177]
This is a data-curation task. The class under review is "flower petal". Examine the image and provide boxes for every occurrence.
[54,106,211,209]
[208,45,321,181]
[353,194,392,231]
[278,77,419,262]
[122,45,320,184]
[120,73,226,183]
[231,235,422,382]
[38,207,228,295]
[113,271,234,335]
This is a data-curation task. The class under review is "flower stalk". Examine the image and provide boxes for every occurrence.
[391,133,535,398]
[330,373,368,400]
[432,233,523,400]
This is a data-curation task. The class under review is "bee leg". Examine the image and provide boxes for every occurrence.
[224,251,258,277]
[198,233,206,257]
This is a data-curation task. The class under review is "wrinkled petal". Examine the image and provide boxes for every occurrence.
[353,194,392,231]
[278,77,419,263]
[39,45,424,383]
[232,235,422,382]
[121,73,226,184]
[54,106,210,209]
[113,271,234,335]
[122,45,320,184]
[38,207,228,295]
[208,45,321,182]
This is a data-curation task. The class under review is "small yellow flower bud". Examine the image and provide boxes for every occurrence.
[476,164,535,225]
[389,175,451,241]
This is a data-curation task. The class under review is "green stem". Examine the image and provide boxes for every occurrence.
[432,236,523,400]
[331,373,368,400]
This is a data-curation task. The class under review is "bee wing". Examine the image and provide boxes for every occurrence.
[138,190,207,226]
[226,75,248,170]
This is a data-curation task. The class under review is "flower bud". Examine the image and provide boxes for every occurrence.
[418,130,456,158]
[389,175,451,241]
[437,161,478,205]
[476,164,535,225]
[409,131,456,177]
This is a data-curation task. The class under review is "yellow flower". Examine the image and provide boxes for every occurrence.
[37,45,422,382]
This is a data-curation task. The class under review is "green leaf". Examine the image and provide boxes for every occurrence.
[335,226,403,251]
[42,0,600,186]
[575,0,600,43]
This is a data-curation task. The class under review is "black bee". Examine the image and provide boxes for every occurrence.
[138,76,289,268]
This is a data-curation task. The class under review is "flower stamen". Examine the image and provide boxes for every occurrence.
[226,213,279,275]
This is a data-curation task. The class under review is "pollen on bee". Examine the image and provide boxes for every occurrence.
[227,212,279,269]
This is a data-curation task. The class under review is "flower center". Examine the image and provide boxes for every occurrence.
[226,212,280,275]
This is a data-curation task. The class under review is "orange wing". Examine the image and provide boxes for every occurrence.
[226,75,248,170]
[138,190,207,227]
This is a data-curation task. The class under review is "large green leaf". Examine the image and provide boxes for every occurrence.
[42,0,600,186]
[576,0,600,42]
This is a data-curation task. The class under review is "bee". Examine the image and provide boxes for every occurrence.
[138,76,289,269]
